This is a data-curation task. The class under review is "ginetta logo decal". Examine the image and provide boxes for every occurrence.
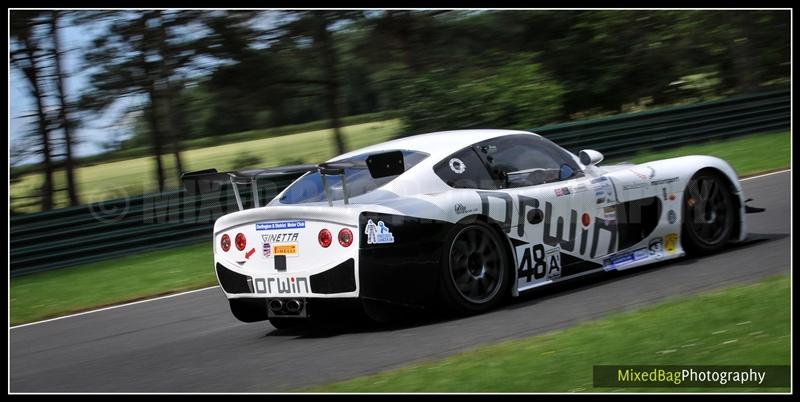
[261,232,299,242]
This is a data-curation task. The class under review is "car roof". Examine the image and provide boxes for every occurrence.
[329,129,541,163]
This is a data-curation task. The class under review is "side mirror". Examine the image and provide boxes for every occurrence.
[579,149,604,166]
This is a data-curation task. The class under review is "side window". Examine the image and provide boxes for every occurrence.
[477,135,582,188]
[434,147,497,190]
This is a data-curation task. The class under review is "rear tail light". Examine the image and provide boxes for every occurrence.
[220,234,231,252]
[338,228,353,247]
[318,229,332,248]
[235,233,246,251]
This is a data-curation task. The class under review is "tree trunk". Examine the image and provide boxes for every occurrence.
[157,17,184,178]
[730,20,760,93]
[50,11,80,206]
[21,35,54,210]
[317,18,347,155]
[166,83,185,177]
[146,90,167,193]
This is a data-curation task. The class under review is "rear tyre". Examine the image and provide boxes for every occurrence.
[439,221,511,315]
[681,169,737,255]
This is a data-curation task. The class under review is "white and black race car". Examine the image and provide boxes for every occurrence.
[183,129,763,328]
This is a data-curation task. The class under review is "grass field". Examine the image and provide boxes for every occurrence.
[611,131,791,174]
[11,119,402,212]
[9,130,791,325]
[10,243,214,326]
[308,274,790,392]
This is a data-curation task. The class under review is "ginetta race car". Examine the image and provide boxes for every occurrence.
[183,129,762,328]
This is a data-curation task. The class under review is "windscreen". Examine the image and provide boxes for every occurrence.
[277,150,429,205]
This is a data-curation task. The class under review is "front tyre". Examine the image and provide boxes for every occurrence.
[439,221,511,315]
[681,169,737,255]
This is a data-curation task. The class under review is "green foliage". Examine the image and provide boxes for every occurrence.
[399,55,566,134]
[310,274,790,392]
[10,10,791,211]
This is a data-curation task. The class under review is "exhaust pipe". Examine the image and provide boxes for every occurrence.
[286,299,303,313]
[268,299,284,312]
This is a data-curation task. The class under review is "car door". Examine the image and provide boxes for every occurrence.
[472,134,614,292]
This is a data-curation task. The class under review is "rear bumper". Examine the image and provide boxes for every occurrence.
[216,260,358,299]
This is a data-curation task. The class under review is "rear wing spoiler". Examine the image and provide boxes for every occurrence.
[180,164,317,210]
[181,150,407,210]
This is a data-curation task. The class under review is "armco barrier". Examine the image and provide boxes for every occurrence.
[9,88,789,276]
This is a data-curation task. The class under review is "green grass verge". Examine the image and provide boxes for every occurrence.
[10,243,215,326]
[608,131,790,178]
[9,130,790,325]
[11,118,402,212]
[308,275,790,392]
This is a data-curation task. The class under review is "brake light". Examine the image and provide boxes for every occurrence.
[235,233,246,251]
[318,229,332,248]
[220,234,231,252]
[338,228,353,247]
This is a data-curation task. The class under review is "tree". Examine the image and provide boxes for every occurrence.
[80,10,202,192]
[49,10,80,206]
[11,11,56,210]
[274,11,366,155]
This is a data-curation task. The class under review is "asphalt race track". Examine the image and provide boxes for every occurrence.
[10,170,791,392]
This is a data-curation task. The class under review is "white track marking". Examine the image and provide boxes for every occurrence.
[10,168,790,330]
[10,286,220,329]
[740,169,790,181]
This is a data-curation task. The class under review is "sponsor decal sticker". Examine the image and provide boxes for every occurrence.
[651,177,679,186]
[603,206,617,224]
[554,187,571,197]
[253,276,310,295]
[449,158,466,174]
[454,203,478,215]
[365,219,395,244]
[261,232,300,243]
[273,243,299,257]
[622,182,649,191]
[604,247,649,270]
[256,220,306,231]
[664,233,678,254]
[262,242,272,258]
[649,237,664,260]
[667,210,677,224]
[592,179,616,204]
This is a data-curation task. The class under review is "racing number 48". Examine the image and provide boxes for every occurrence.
[518,244,547,282]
